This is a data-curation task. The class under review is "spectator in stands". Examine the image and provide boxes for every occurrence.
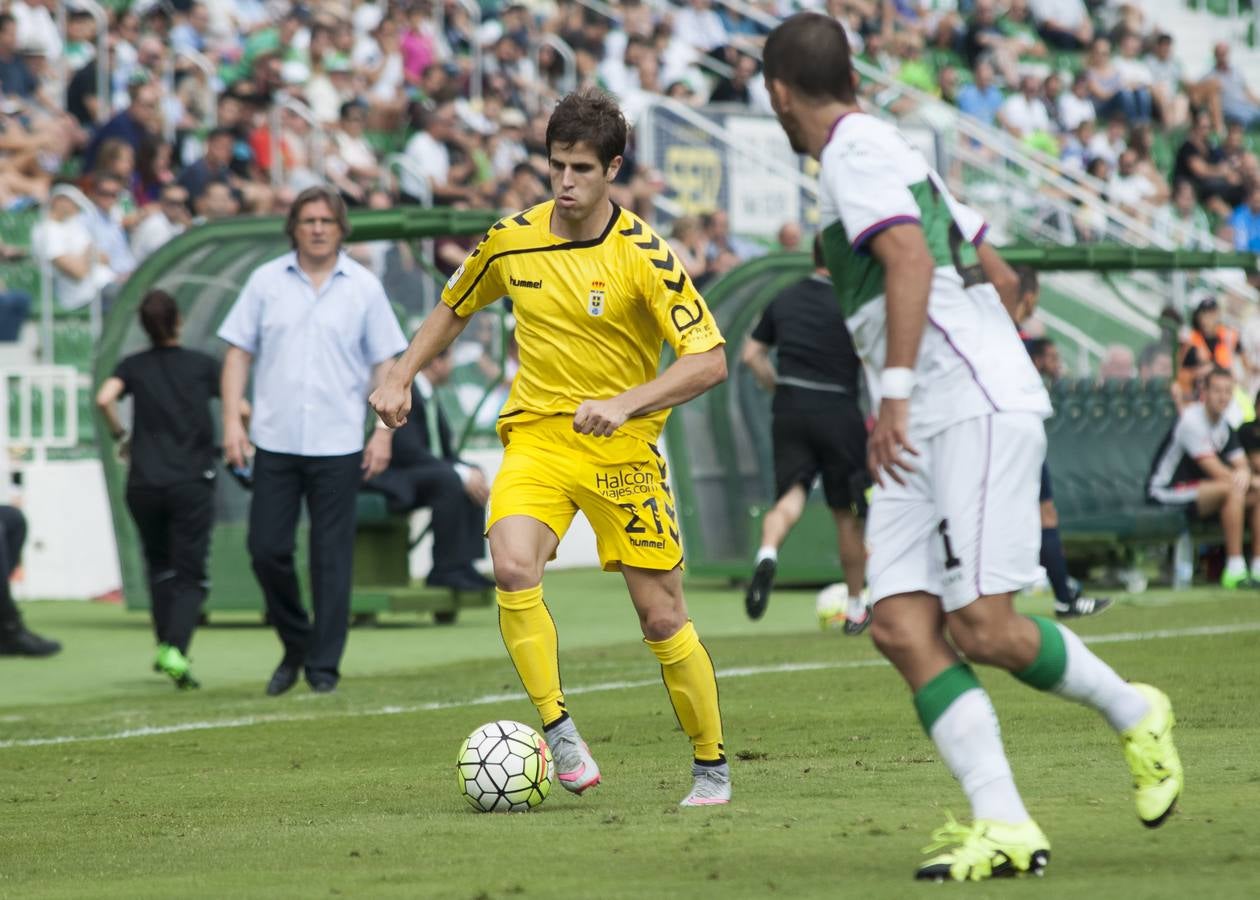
[327,101,379,205]
[702,208,762,273]
[1138,341,1174,383]
[1230,184,1260,253]
[399,101,474,205]
[1056,71,1097,135]
[177,127,234,203]
[964,0,1019,86]
[1026,337,1063,382]
[674,0,729,57]
[1180,296,1239,395]
[670,215,711,281]
[83,80,161,173]
[1147,366,1260,590]
[0,13,35,100]
[132,183,192,263]
[1031,0,1093,50]
[710,52,759,106]
[365,347,492,592]
[193,181,240,222]
[1099,344,1137,381]
[776,221,802,253]
[1153,179,1215,250]
[998,74,1055,151]
[37,188,116,311]
[1146,33,1190,131]
[1204,42,1260,130]
[83,174,136,281]
[1174,111,1246,218]
[1112,31,1153,125]
[217,186,407,696]
[1085,37,1128,122]
[956,60,1004,128]
[1108,148,1163,219]
[96,289,226,689]
[0,505,59,657]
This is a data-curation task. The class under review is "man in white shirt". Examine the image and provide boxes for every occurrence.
[400,102,473,204]
[672,0,728,54]
[763,12,1181,882]
[36,192,117,311]
[132,184,192,263]
[998,74,1052,139]
[1030,0,1092,50]
[1057,71,1096,132]
[1107,149,1161,216]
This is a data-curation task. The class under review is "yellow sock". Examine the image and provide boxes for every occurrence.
[497,585,567,727]
[645,620,725,763]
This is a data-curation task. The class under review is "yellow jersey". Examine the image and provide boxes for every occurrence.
[442,200,725,443]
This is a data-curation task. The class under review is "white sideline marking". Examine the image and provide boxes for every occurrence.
[3,621,1258,751]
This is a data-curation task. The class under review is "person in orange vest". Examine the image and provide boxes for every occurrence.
[1179,296,1238,395]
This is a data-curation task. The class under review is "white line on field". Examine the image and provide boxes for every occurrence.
[2,620,1258,751]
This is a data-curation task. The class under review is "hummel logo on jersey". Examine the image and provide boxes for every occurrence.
[510,275,543,289]
[588,280,606,316]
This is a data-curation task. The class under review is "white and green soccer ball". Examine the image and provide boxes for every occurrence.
[815,582,850,630]
[457,720,553,813]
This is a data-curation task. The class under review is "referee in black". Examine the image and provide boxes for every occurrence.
[741,236,870,633]
[97,289,231,689]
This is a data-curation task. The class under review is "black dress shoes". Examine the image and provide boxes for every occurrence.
[265,663,301,696]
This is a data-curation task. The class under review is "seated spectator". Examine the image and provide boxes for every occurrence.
[1179,296,1238,396]
[0,505,59,657]
[1108,148,1162,218]
[965,0,1020,86]
[1147,366,1260,590]
[365,348,492,592]
[1204,42,1260,130]
[132,183,191,263]
[177,126,234,202]
[702,208,763,273]
[1153,179,1215,250]
[998,74,1054,149]
[709,52,759,105]
[999,0,1048,65]
[35,189,117,311]
[1230,184,1260,253]
[82,80,161,173]
[1146,33,1190,131]
[1032,0,1093,50]
[1099,344,1137,381]
[1173,111,1246,218]
[399,101,475,205]
[83,174,136,280]
[327,101,380,205]
[1085,37,1129,122]
[1138,341,1174,382]
[673,0,729,57]
[1026,336,1063,382]
[0,13,36,100]
[670,215,710,281]
[956,60,1004,127]
[1111,31,1153,125]
[193,181,239,222]
[776,221,802,253]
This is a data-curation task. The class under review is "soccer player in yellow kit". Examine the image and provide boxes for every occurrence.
[371,89,731,807]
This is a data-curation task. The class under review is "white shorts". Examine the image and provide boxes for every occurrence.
[866,412,1045,612]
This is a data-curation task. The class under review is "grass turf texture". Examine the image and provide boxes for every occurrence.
[2,572,1258,899]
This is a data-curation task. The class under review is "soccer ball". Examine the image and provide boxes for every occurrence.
[456,720,553,812]
[815,582,849,630]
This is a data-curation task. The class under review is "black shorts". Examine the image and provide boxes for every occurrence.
[1039,462,1053,503]
[772,403,868,512]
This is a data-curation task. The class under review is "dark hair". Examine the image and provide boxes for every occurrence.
[1026,337,1054,360]
[0,14,13,32]
[545,88,627,170]
[1206,365,1233,384]
[812,233,824,268]
[285,185,350,249]
[763,13,856,103]
[1015,265,1038,297]
[139,289,179,346]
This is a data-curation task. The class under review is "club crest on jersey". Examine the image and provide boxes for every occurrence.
[588,280,606,317]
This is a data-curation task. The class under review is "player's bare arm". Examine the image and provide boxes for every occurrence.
[221,345,254,469]
[573,346,727,437]
[740,337,777,391]
[976,242,1020,319]
[371,304,471,428]
[867,222,933,486]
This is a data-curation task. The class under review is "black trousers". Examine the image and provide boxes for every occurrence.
[248,448,362,680]
[367,464,486,576]
[126,480,215,654]
[0,505,27,631]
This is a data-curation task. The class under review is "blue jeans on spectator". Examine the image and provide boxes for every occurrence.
[1120,88,1152,125]
[0,290,30,341]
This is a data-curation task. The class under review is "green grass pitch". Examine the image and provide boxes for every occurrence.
[2,572,1258,899]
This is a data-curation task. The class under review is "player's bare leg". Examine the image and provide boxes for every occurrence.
[746,484,807,619]
[490,516,600,794]
[624,563,729,806]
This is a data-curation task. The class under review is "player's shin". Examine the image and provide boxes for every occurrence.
[646,620,725,764]
[497,585,567,727]
[1012,616,1149,731]
[916,663,1030,824]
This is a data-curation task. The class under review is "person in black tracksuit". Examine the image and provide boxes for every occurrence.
[96,289,230,688]
[0,505,60,657]
[740,236,871,632]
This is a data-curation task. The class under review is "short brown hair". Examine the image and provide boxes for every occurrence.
[545,88,627,170]
[763,12,857,103]
[284,185,350,249]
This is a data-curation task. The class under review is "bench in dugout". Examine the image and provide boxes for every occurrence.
[350,492,492,625]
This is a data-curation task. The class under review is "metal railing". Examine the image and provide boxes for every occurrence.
[268,96,328,189]
[56,0,110,123]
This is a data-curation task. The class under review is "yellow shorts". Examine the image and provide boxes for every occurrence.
[488,416,684,572]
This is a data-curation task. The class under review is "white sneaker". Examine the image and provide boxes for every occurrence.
[546,721,601,795]
[679,762,731,807]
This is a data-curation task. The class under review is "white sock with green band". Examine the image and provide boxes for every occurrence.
[916,663,1029,825]
[1015,616,1149,732]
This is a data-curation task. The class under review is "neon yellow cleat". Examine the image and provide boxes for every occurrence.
[1220,569,1252,589]
[915,815,1051,882]
[1121,683,1183,827]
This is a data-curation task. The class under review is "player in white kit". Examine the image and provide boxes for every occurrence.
[763,12,1183,883]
